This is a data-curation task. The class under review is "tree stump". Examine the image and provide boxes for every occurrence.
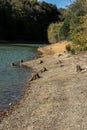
[29,73,40,81]
[76,65,83,72]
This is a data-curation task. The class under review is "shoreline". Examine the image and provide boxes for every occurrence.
[0,43,44,121]
[0,41,87,130]
[0,40,48,44]
[0,77,31,122]
[0,42,44,121]
[0,41,69,121]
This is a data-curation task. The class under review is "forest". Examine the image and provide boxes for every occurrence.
[48,0,87,52]
[0,0,87,50]
[0,0,60,43]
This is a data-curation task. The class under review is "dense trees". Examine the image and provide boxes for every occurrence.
[0,0,60,42]
[63,0,87,51]
[47,22,63,43]
[47,0,87,51]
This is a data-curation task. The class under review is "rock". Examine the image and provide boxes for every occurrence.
[9,103,12,106]
[39,60,43,64]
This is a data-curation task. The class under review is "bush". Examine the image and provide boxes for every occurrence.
[71,48,75,54]
[82,46,87,51]
[66,44,76,54]
[66,44,71,51]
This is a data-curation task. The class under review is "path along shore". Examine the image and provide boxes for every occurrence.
[0,41,87,130]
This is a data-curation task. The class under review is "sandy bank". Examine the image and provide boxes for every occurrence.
[0,41,87,130]
[38,40,72,55]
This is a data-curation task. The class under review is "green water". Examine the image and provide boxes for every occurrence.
[0,44,41,110]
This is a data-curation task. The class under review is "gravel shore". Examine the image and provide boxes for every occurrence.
[0,42,87,130]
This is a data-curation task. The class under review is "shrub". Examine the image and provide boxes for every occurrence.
[66,44,71,51]
[66,44,76,54]
[71,48,75,54]
[82,46,87,51]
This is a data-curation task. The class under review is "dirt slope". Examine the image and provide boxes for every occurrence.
[38,40,72,55]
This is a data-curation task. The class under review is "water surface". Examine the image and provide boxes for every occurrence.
[0,44,41,110]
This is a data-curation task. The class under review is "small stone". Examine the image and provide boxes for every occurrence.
[9,103,12,106]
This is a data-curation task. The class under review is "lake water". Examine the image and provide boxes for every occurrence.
[0,44,41,110]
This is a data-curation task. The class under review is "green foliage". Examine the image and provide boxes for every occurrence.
[70,13,87,51]
[66,44,75,54]
[47,0,87,51]
[47,22,63,43]
[70,48,75,54]
[59,17,70,40]
[55,0,87,52]
[66,44,71,52]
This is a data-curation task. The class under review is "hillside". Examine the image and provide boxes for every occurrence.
[0,0,60,42]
